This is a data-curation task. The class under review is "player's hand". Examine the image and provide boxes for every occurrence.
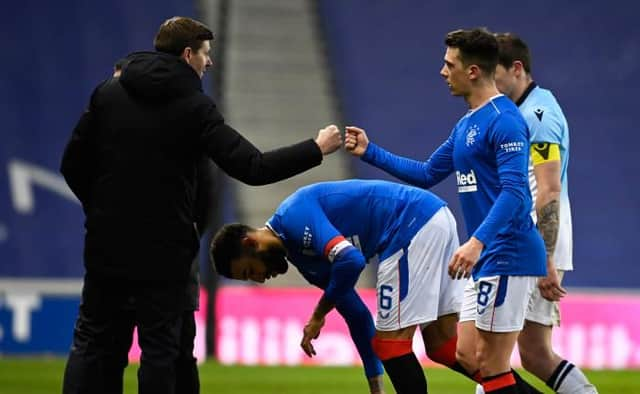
[538,259,567,301]
[315,124,343,155]
[448,237,483,279]
[344,126,370,157]
[300,317,325,357]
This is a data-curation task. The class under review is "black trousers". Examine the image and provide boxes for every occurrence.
[62,273,197,394]
[175,310,199,394]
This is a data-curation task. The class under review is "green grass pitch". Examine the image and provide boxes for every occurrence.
[1,358,638,393]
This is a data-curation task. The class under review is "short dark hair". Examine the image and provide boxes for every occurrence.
[154,16,214,56]
[210,223,254,278]
[444,28,498,76]
[495,32,532,73]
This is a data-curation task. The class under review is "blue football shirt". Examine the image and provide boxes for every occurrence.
[266,179,445,287]
[362,95,546,278]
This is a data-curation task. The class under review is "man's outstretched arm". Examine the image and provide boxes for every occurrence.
[200,101,342,185]
[345,126,454,189]
[336,289,385,394]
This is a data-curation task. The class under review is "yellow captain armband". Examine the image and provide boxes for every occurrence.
[531,143,560,165]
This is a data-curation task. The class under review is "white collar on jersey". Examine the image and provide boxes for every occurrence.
[465,93,505,117]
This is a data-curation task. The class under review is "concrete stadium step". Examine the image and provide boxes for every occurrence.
[221,0,355,287]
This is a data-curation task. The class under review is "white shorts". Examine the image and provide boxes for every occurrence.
[375,207,464,331]
[459,275,537,332]
[525,270,565,326]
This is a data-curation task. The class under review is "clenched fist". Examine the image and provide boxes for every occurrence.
[315,124,343,155]
[344,126,370,157]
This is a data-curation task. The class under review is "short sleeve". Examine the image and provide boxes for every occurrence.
[525,105,562,144]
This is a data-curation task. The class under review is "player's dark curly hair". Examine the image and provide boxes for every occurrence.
[445,28,498,76]
[495,32,532,74]
[210,223,254,278]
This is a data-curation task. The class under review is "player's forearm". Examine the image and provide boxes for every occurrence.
[473,187,522,245]
[536,197,560,256]
[545,254,556,276]
[531,153,562,256]
[336,291,384,379]
[535,186,560,212]
[367,375,385,394]
[310,294,335,322]
[361,142,440,188]
[475,131,530,244]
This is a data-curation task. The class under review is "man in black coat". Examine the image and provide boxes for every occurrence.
[60,16,342,394]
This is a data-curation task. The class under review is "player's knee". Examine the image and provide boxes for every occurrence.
[371,336,413,361]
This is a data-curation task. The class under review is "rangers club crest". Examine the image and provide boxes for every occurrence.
[466,124,479,146]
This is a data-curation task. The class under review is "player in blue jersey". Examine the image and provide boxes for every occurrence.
[469,32,596,394]
[345,28,549,394]
[211,179,471,394]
